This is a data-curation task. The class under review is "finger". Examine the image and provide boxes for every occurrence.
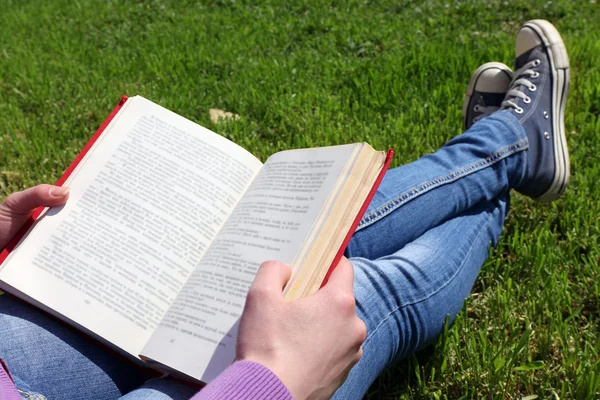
[1,185,70,215]
[249,260,293,295]
[323,257,355,294]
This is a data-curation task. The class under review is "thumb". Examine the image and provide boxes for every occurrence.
[0,185,70,250]
[323,257,355,294]
[250,261,293,296]
[1,185,70,215]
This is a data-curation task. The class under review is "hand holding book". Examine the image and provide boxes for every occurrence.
[0,185,70,250]
[237,258,365,400]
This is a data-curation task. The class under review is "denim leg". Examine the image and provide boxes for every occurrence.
[0,294,149,399]
[118,379,197,400]
[334,194,509,400]
[348,111,526,260]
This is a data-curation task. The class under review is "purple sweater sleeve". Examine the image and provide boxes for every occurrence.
[0,358,292,400]
[0,359,22,400]
[190,361,293,400]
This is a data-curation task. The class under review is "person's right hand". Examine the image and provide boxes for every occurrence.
[236,257,366,400]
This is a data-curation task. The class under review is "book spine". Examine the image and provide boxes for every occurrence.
[0,96,130,265]
[320,148,394,287]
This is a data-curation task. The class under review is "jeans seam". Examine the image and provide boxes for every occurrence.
[357,138,527,231]
[361,209,493,345]
[494,113,529,188]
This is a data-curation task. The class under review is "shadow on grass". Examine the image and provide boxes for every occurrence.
[365,346,444,400]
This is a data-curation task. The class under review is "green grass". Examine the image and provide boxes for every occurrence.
[1,0,599,398]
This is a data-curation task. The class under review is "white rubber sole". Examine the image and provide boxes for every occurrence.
[524,20,571,203]
[462,62,513,131]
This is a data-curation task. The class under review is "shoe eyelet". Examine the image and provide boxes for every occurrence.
[473,105,480,112]
[529,84,537,92]
[515,107,524,114]
[531,71,539,78]
[523,96,531,104]
[533,59,541,67]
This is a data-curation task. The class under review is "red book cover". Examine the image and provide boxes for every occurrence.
[0,96,129,265]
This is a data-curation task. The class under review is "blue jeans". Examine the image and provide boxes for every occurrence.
[0,111,528,399]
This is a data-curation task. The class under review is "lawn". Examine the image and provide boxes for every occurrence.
[1,0,599,398]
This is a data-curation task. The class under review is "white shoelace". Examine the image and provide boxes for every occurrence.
[501,58,541,114]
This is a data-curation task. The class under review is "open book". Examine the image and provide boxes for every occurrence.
[0,96,392,383]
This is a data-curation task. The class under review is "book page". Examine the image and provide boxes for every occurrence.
[142,144,360,382]
[0,96,262,358]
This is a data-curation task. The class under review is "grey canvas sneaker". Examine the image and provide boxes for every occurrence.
[463,62,513,131]
[501,19,570,202]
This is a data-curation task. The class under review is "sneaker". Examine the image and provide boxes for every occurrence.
[463,62,513,131]
[502,19,570,202]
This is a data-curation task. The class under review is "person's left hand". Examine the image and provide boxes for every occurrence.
[0,185,70,249]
